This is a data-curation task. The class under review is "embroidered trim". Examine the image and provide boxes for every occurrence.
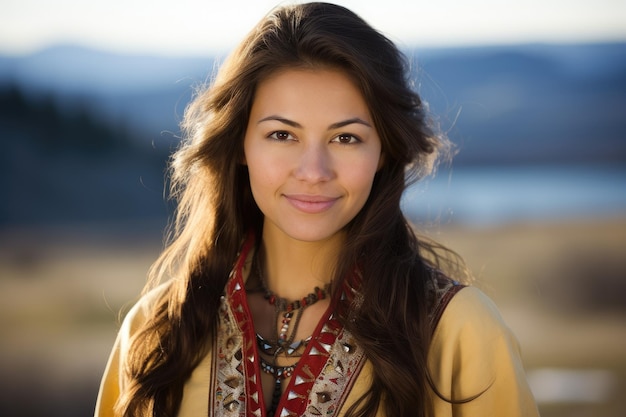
[209,236,367,416]
[211,237,262,416]
[303,327,366,416]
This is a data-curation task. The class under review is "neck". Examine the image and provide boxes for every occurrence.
[259,225,343,301]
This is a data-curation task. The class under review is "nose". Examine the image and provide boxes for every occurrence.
[293,142,333,183]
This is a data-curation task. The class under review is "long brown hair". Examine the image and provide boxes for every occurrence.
[117,3,457,416]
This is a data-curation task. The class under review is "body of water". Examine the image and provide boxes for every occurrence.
[402,165,626,226]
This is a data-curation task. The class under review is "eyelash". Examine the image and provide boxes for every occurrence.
[267,131,294,141]
[331,133,361,145]
[267,131,361,144]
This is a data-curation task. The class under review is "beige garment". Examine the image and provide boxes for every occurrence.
[95,285,539,416]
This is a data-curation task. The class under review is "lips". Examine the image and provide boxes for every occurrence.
[284,194,340,214]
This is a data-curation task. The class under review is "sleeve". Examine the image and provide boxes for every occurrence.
[427,286,539,417]
[94,284,168,417]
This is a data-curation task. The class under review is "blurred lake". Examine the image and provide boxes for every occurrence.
[404,164,626,226]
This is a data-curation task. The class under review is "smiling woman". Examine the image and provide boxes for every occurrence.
[94,3,539,417]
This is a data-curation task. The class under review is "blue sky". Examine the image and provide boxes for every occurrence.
[2,0,625,56]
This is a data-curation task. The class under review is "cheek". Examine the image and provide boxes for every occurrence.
[245,153,283,201]
[345,158,380,199]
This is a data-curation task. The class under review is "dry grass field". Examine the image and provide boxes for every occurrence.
[1,216,624,416]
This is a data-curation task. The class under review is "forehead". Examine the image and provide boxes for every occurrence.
[251,68,372,120]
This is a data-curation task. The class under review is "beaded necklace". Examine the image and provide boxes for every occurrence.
[264,285,328,347]
[251,253,329,414]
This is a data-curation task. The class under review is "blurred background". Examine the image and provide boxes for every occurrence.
[1,1,625,416]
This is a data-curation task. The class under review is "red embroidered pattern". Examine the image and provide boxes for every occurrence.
[210,237,367,416]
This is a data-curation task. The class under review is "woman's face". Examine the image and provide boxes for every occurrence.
[243,68,382,243]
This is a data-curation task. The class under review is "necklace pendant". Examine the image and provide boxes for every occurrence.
[286,342,299,356]
[259,338,273,354]
[278,311,294,345]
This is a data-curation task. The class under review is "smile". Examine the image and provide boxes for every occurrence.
[284,194,340,214]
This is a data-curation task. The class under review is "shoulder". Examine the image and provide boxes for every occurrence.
[111,282,173,373]
[119,281,171,340]
[95,282,172,416]
[429,286,518,367]
[429,285,514,393]
[425,272,513,352]
[434,285,509,335]
[427,286,539,415]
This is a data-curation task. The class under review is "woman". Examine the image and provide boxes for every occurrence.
[95,3,539,416]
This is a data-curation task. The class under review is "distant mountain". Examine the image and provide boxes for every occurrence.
[414,43,626,164]
[0,44,214,94]
[0,45,214,140]
[1,42,625,165]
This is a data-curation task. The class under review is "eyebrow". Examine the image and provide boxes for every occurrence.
[257,115,372,129]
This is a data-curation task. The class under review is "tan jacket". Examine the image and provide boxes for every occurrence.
[95,285,539,416]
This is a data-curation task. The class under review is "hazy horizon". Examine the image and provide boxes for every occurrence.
[2,0,626,56]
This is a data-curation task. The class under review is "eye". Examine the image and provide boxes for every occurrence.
[331,133,360,144]
[268,130,294,141]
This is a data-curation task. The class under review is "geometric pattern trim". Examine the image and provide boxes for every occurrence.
[209,236,367,416]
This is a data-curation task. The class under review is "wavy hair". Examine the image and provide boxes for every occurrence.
[116,3,459,416]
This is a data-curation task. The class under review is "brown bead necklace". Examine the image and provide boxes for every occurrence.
[251,253,329,414]
[263,284,328,347]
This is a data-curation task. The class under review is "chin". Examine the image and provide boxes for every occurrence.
[282,225,345,244]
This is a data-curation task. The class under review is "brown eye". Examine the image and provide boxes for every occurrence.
[269,131,293,141]
[332,134,359,144]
